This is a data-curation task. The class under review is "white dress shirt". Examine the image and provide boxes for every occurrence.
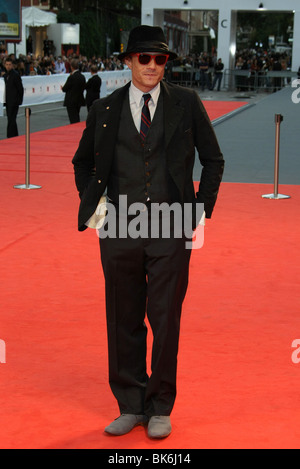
[129,82,161,132]
[55,61,66,74]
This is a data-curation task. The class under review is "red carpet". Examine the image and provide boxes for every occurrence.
[202,100,248,121]
[1,101,300,449]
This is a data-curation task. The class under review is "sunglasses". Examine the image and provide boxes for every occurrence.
[135,53,169,66]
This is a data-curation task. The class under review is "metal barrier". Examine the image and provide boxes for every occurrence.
[168,67,196,87]
[167,67,297,92]
[224,69,298,92]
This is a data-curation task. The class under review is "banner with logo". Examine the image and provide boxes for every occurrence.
[0,70,132,116]
[0,0,21,41]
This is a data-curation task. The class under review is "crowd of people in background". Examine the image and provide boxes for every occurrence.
[233,48,292,92]
[0,49,124,77]
[168,48,293,92]
[0,43,296,140]
[0,44,295,94]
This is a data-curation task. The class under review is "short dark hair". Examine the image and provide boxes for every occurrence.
[70,59,79,70]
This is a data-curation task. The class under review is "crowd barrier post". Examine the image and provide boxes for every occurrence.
[262,114,290,200]
[14,107,42,190]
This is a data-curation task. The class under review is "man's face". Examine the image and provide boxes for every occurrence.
[4,61,13,73]
[125,53,167,92]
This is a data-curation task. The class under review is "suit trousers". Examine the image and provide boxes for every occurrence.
[99,208,191,417]
[67,105,81,124]
[6,104,19,138]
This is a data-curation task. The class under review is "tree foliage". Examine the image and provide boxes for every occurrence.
[52,0,141,57]
[50,0,141,17]
[237,12,294,48]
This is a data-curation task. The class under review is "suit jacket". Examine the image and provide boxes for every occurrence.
[4,69,24,107]
[85,74,102,108]
[72,80,225,231]
[62,70,86,108]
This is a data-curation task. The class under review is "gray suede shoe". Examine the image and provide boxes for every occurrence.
[104,414,148,436]
[147,416,172,439]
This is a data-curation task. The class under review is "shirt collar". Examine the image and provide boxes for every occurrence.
[129,82,161,107]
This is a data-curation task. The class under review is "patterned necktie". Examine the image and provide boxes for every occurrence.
[140,94,151,140]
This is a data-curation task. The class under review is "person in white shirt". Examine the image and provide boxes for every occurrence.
[54,57,66,74]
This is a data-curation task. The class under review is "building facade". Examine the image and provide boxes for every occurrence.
[22,0,51,9]
[141,0,300,72]
[21,0,50,10]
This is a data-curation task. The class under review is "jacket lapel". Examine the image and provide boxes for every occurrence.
[96,82,130,168]
[161,81,185,148]
[101,82,130,132]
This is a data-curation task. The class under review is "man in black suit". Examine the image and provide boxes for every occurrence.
[62,59,86,124]
[85,65,102,112]
[3,57,24,138]
[72,26,224,439]
[212,58,224,91]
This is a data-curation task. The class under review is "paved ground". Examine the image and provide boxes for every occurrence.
[198,86,299,186]
[0,101,78,140]
[1,86,299,185]
[211,86,300,186]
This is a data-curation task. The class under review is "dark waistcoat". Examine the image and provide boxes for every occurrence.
[107,91,172,207]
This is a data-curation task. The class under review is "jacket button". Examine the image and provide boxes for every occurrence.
[98,179,101,184]
[106,106,110,110]
[103,124,107,128]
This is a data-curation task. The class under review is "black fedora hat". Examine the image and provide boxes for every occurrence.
[119,25,177,62]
